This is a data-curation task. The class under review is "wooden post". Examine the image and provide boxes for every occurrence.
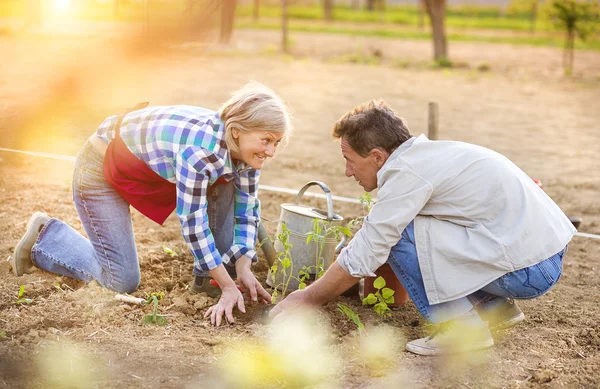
[428,102,439,140]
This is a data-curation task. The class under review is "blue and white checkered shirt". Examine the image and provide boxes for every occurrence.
[95,105,260,272]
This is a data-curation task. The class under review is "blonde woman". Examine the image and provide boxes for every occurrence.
[12,82,292,326]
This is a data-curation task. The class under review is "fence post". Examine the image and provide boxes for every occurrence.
[428,102,439,140]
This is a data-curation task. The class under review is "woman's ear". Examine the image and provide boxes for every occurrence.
[232,128,240,139]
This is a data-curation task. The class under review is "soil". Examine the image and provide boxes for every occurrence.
[1,22,599,389]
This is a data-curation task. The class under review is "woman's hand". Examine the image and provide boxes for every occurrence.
[204,285,245,326]
[236,256,271,304]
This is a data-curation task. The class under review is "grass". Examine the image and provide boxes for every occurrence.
[237,20,600,51]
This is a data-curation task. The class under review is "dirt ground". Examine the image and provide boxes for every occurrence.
[1,22,599,388]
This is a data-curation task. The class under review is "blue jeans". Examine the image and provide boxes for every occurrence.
[387,221,565,324]
[31,141,234,293]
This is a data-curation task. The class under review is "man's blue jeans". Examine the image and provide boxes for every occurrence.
[387,221,565,324]
[30,141,234,293]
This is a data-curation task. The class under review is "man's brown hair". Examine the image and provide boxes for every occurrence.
[332,99,411,157]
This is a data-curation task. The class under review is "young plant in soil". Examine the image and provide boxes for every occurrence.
[140,292,167,326]
[362,276,395,318]
[337,303,365,335]
[12,285,33,305]
[270,222,294,303]
[301,219,351,290]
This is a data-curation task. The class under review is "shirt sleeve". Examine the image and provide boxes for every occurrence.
[222,167,261,265]
[175,146,223,272]
[337,165,433,277]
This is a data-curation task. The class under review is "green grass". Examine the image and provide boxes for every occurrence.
[238,20,600,51]
[237,4,557,32]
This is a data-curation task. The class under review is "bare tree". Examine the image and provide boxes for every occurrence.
[220,0,237,44]
[418,0,426,29]
[324,0,334,21]
[423,0,448,61]
[254,0,260,22]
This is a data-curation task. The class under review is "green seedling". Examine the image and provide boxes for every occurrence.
[362,276,395,318]
[12,285,33,305]
[337,303,365,335]
[270,223,294,302]
[0,331,7,339]
[162,246,178,257]
[140,295,167,326]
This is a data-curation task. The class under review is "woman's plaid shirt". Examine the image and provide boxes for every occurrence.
[96,105,260,272]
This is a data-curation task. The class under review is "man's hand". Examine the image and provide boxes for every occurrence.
[269,288,318,320]
[204,285,245,326]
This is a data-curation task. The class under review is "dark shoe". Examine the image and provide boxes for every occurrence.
[190,276,222,298]
[11,212,50,276]
[479,299,525,332]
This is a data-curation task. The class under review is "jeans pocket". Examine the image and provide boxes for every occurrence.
[538,254,563,285]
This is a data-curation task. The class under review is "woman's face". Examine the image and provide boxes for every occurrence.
[231,130,285,170]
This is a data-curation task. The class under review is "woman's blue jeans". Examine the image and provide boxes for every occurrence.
[387,221,565,324]
[30,141,234,293]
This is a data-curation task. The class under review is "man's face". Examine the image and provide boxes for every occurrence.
[340,137,381,192]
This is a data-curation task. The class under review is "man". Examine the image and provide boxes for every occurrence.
[270,100,575,356]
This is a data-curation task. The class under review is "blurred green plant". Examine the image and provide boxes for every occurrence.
[362,276,395,318]
[140,294,167,326]
[337,303,365,335]
[0,331,7,339]
[162,245,178,257]
[12,285,33,305]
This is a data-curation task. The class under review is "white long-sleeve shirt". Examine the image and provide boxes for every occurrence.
[337,135,575,304]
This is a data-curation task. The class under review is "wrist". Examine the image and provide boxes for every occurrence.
[234,256,252,272]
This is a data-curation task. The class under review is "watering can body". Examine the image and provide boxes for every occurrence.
[264,181,346,291]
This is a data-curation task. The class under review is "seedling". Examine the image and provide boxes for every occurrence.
[337,303,364,335]
[0,331,7,339]
[362,276,395,318]
[12,285,33,305]
[162,246,178,257]
[270,223,294,303]
[140,294,167,326]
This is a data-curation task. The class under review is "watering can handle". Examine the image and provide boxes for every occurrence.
[294,181,334,220]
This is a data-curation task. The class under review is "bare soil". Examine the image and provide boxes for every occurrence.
[0,25,599,388]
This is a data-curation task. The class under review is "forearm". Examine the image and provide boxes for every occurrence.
[208,264,237,290]
[306,261,360,305]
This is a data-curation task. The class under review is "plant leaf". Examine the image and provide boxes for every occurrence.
[384,296,395,304]
[381,287,395,299]
[162,246,178,257]
[373,276,386,290]
[18,285,25,298]
[362,293,377,305]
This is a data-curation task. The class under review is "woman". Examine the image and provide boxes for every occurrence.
[11,81,292,326]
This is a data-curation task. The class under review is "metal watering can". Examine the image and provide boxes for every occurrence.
[259,181,346,291]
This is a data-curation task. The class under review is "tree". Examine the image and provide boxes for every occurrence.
[220,0,237,44]
[324,0,334,21]
[550,0,600,75]
[253,0,259,22]
[423,0,448,61]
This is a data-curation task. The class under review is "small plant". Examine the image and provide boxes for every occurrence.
[362,276,395,318]
[140,294,167,326]
[12,285,33,305]
[270,223,294,303]
[0,331,7,339]
[337,303,365,335]
[162,246,178,257]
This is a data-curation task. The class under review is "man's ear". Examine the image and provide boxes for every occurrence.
[370,148,390,168]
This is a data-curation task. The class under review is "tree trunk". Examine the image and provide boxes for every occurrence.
[324,0,333,21]
[530,1,538,34]
[418,0,425,29]
[253,0,259,22]
[282,0,289,53]
[563,29,575,75]
[423,0,448,61]
[366,0,376,12]
[220,0,237,44]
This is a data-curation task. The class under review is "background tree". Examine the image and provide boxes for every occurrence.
[253,0,259,22]
[324,0,334,21]
[220,0,237,44]
[550,0,600,75]
[423,0,448,61]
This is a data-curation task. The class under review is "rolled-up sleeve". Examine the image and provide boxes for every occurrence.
[222,167,261,265]
[176,147,223,272]
[337,165,433,277]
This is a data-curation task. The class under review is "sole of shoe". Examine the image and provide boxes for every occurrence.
[406,338,495,356]
[12,212,49,276]
[489,312,525,332]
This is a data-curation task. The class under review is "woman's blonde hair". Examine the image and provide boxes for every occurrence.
[219,81,293,156]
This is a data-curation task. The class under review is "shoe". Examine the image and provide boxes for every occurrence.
[11,212,51,276]
[479,299,525,331]
[406,310,494,356]
[190,276,222,298]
